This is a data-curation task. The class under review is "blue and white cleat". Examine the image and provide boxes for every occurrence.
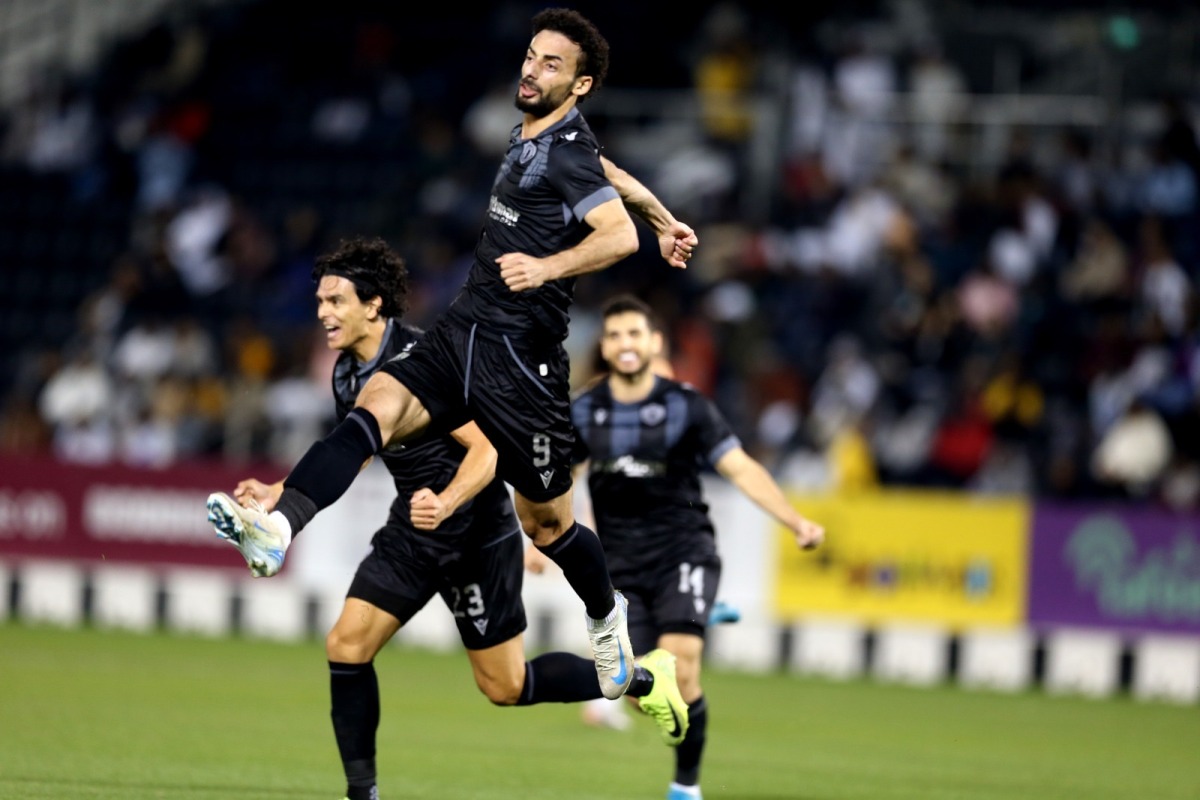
[708,600,741,625]
[588,589,635,699]
[206,492,287,577]
[667,782,702,800]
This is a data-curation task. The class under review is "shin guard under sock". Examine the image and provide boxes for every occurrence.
[330,661,380,793]
[535,522,615,620]
[674,695,708,786]
[516,653,605,705]
[282,408,382,533]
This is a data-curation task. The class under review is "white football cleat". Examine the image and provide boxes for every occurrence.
[588,589,635,700]
[206,492,287,577]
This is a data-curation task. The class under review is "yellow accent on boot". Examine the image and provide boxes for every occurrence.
[636,648,689,746]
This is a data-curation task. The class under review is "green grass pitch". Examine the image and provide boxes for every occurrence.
[1,623,1197,799]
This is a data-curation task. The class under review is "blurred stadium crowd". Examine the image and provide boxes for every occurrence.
[1,0,1199,508]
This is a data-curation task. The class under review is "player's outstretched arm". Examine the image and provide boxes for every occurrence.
[410,421,499,531]
[601,155,697,269]
[715,447,824,550]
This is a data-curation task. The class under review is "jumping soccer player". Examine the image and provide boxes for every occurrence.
[206,7,697,707]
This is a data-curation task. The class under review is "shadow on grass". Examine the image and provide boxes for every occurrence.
[1,776,327,797]
[709,793,832,800]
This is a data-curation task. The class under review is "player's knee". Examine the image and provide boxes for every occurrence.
[477,672,524,706]
[355,372,426,444]
[518,511,567,546]
[325,627,375,663]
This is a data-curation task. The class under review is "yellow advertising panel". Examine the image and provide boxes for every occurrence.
[775,490,1030,627]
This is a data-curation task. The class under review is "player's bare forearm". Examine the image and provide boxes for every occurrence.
[440,424,499,516]
[601,156,674,233]
[543,224,637,280]
[717,448,823,548]
[497,199,637,290]
[601,155,697,269]
[542,195,638,280]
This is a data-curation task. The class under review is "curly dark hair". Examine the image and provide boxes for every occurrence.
[532,8,610,101]
[312,236,409,319]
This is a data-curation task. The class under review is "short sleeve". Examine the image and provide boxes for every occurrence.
[692,392,741,467]
[546,140,619,222]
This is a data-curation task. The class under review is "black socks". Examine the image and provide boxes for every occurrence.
[330,661,380,798]
[274,487,318,536]
[516,653,604,704]
[534,522,615,620]
[674,695,708,786]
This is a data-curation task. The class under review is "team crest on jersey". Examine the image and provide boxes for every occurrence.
[593,408,608,425]
[639,403,666,426]
[561,131,578,141]
[521,141,537,163]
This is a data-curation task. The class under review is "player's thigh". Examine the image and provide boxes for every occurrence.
[355,371,431,445]
[339,530,441,660]
[375,319,472,440]
[327,598,402,663]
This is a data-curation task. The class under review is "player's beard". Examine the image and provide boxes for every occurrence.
[611,356,651,385]
[514,80,574,119]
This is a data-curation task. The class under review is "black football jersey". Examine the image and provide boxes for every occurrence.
[449,108,620,342]
[571,376,741,568]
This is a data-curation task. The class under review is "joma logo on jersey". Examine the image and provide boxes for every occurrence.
[488,195,520,227]
[388,341,416,362]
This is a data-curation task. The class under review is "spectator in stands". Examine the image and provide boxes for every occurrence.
[906,42,967,163]
[1092,399,1174,498]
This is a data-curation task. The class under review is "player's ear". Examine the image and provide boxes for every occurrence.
[650,330,664,356]
[573,75,592,98]
[366,295,383,320]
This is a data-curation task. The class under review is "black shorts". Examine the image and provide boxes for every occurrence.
[614,554,722,656]
[347,524,527,650]
[379,317,575,502]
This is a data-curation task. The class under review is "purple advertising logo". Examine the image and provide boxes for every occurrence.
[1029,504,1200,634]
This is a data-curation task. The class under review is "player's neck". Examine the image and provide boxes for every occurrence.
[521,99,576,139]
[349,320,388,364]
[608,370,656,404]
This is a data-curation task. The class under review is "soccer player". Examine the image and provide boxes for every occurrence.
[530,294,824,800]
[207,7,696,704]
[220,238,689,800]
